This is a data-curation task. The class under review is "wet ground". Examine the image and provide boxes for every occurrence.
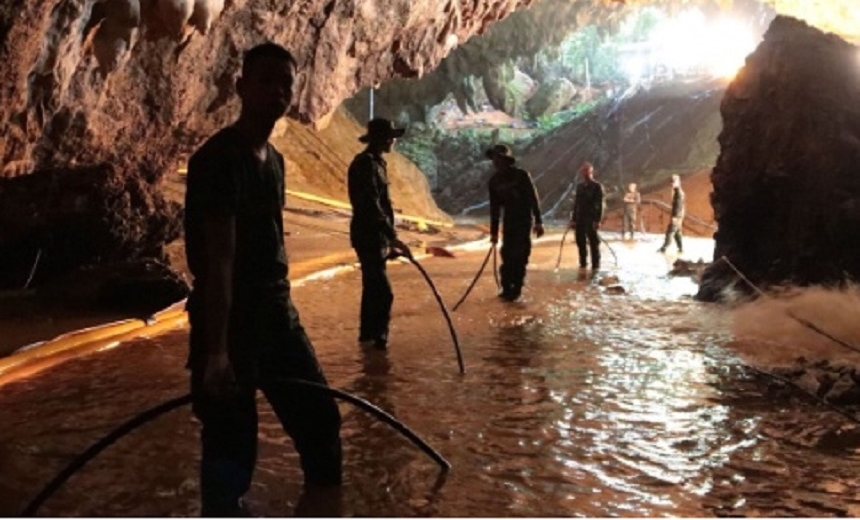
[3,234,860,516]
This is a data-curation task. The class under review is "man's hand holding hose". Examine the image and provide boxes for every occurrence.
[388,237,413,260]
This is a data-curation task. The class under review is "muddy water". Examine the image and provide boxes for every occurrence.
[3,234,860,516]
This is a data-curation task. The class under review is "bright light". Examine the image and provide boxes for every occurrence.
[621,8,759,83]
[703,18,758,78]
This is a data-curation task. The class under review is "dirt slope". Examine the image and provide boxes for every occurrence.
[270,109,451,224]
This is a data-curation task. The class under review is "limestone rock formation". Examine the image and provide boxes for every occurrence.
[0,0,541,290]
[344,0,627,124]
[482,64,537,117]
[0,163,182,289]
[1,0,859,298]
[0,0,549,182]
[698,16,860,301]
[526,78,577,119]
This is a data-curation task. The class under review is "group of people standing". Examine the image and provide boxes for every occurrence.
[182,41,689,516]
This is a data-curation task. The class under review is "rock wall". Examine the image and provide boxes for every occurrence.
[0,0,542,288]
[345,0,627,124]
[698,16,860,300]
[0,0,555,179]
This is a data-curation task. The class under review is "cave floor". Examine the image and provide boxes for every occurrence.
[3,232,860,516]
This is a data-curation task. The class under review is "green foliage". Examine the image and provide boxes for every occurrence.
[551,7,669,86]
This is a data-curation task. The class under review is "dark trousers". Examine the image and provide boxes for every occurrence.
[499,229,532,297]
[622,210,637,238]
[661,216,684,252]
[188,288,342,516]
[575,223,601,268]
[355,244,393,342]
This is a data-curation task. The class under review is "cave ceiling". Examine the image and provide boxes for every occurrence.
[0,0,857,178]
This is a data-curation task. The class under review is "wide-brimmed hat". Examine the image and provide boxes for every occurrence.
[484,144,516,164]
[358,118,406,143]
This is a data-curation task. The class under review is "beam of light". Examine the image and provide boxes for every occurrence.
[620,8,759,83]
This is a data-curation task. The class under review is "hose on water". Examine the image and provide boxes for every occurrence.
[555,228,616,268]
[598,233,618,266]
[452,245,495,312]
[20,378,450,517]
[554,228,571,270]
[402,253,465,374]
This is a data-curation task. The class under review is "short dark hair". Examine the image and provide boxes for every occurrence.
[242,42,297,78]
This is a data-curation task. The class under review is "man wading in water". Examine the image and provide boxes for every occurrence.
[487,145,544,301]
[658,174,685,254]
[569,161,605,270]
[347,118,411,350]
[184,43,342,516]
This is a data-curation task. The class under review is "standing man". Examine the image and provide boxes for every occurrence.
[570,161,605,270]
[658,174,685,254]
[184,43,342,516]
[622,182,641,240]
[487,144,545,301]
[348,118,411,350]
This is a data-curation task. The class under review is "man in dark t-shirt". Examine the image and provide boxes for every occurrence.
[184,43,342,516]
[487,144,544,301]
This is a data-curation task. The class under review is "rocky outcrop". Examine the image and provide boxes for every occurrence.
[526,78,577,119]
[0,0,552,181]
[0,0,542,287]
[344,0,628,124]
[698,16,860,301]
[482,64,537,117]
[0,163,181,289]
[1,0,859,296]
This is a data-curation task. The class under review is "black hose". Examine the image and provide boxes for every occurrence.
[554,228,571,269]
[404,255,465,374]
[20,394,191,517]
[452,246,494,312]
[598,233,618,266]
[20,379,450,517]
[23,248,42,290]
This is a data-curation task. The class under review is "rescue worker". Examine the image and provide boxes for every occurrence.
[569,161,605,270]
[622,182,641,240]
[183,42,342,516]
[487,144,544,301]
[658,174,685,254]
[347,118,411,350]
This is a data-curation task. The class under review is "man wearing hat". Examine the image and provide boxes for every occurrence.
[347,118,411,350]
[487,144,545,301]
